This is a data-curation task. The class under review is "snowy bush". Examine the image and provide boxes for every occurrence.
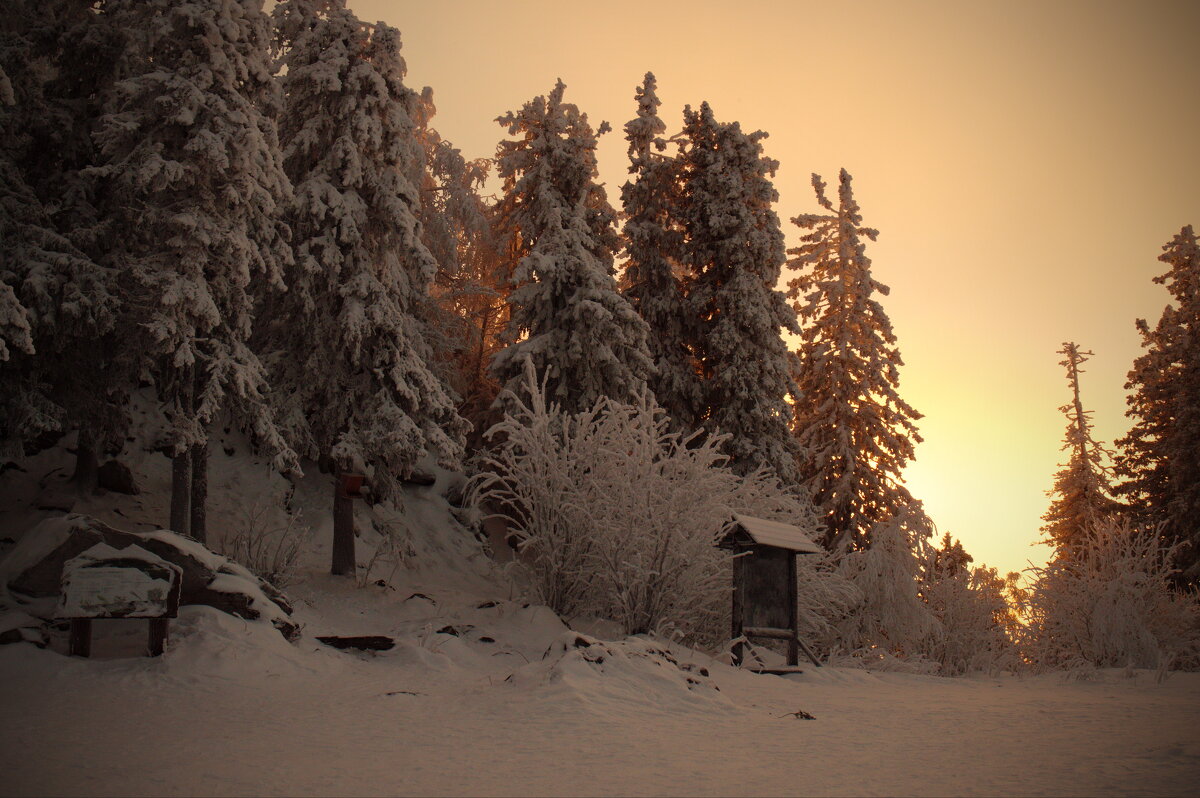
[470,362,818,645]
[1023,517,1200,672]
[825,505,940,672]
[794,549,862,659]
[921,556,1022,676]
[819,514,1023,675]
[357,513,416,589]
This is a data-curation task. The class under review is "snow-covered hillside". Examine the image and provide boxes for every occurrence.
[1,438,1198,797]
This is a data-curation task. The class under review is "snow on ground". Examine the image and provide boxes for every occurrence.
[1,603,1197,797]
[1,434,1199,796]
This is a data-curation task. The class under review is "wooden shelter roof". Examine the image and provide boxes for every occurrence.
[723,513,823,554]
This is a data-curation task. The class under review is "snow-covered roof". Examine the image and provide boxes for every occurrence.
[727,513,822,554]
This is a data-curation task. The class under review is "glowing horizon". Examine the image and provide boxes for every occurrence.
[354,0,1199,577]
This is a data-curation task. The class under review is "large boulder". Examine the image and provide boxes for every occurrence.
[2,515,299,640]
[96,460,140,495]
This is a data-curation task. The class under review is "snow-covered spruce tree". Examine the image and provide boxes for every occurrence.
[1116,226,1200,588]
[0,2,125,470]
[788,170,923,552]
[491,80,653,415]
[1023,516,1200,672]
[619,72,699,431]
[91,0,297,539]
[1041,343,1121,562]
[0,47,41,368]
[269,0,466,575]
[677,102,800,481]
[412,87,505,446]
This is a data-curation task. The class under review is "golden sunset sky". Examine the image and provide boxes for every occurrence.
[354,0,1199,577]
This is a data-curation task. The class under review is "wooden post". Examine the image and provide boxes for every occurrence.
[68,619,92,658]
[787,551,799,667]
[731,554,745,667]
[148,618,169,657]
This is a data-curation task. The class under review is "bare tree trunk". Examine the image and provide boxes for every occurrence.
[331,472,355,576]
[169,372,193,536]
[190,438,208,544]
[71,425,99,493]
[189,366,208,544]
[170,447,191,535]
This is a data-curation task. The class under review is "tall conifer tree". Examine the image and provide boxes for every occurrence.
[1041,343,1120,561]
[677,102,800,481]
[92,0,297,537]
[1116,225,1200,586]
[269,0,465,575]
[788,170,922,552]
[619,73,698,430]
[0,2,125,470]
[491,80,652,414]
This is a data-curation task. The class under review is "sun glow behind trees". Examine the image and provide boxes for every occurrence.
[363,0,1200,577]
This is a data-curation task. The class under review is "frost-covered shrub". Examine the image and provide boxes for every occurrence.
[921,559,1021,676]
[219,499,307,588]
[822,513,1023,675]
[469,368,609,618]
[357,513,416,589]
[470,362,818,645]
[794,549,862,658]
[825,505,939,672]
[1024,517,1200,671]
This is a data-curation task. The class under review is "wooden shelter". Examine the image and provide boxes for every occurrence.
[717,513,823,672]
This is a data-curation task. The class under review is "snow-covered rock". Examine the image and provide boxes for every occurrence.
[3,515,298,639]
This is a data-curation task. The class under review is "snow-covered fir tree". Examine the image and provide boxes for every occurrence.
[788,170,922,552]
[677,102,800,481]
[1041,343,1121,562]
[0,1,124,472]
[268,0,466,574]
[1116,225,1200,587]
[619,72,699,431]
[491,80,653,414]
[91,0,297,538]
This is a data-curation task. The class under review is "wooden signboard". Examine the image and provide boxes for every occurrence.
[736,547,794,631]
[55,544,182,658]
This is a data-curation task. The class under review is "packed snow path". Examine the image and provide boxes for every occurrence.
[2,587,1197,797]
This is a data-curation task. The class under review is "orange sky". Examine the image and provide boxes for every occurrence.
[354,0,1199,577]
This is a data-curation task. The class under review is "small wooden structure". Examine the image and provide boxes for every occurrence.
[717,513,823,673]
[54,542,182,658]
[338,473,368,499]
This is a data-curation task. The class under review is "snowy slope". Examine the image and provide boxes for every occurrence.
[1,435,1198,796]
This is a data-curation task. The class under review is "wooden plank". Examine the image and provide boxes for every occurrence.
[747,665,805,675]
[797,636,823,668]
[742,626,795,641]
